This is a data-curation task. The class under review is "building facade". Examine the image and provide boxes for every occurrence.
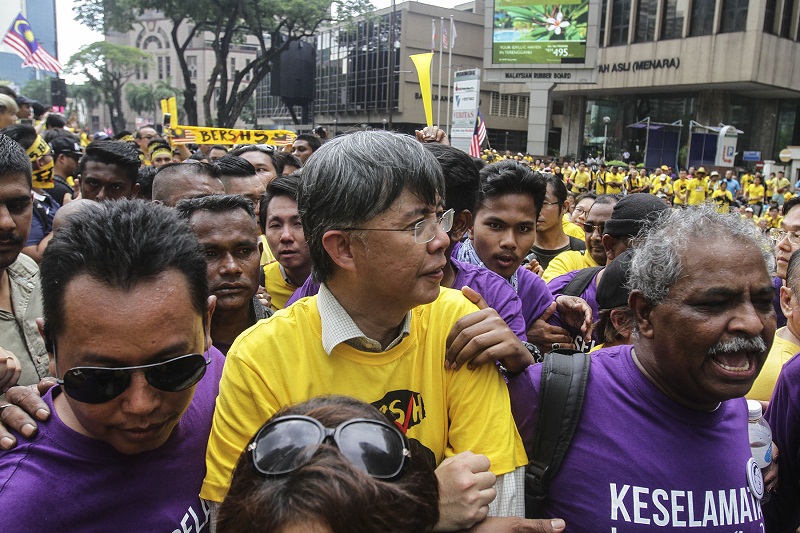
[547,0,800,166]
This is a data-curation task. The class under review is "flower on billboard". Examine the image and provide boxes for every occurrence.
[545,11,570,35]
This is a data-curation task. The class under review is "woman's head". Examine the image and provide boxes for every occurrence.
[217,396,439,533]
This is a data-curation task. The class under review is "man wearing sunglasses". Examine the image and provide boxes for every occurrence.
[0,200,223,531]
[203,132,564,532]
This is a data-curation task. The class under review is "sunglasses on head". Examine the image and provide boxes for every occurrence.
[248,415,410,480]
[56,352,209,404]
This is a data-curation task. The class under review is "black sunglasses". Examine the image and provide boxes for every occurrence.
[248,415,410,480]
[57,353,209,404]
[583,222,606,234]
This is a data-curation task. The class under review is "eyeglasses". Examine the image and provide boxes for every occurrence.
[248,415,410,479]
[573,206,588,215]
[770,228,800,245]
[541,200,561,208]
[57,352,209,404]
[344,208,454,244]
[583,222,606,234]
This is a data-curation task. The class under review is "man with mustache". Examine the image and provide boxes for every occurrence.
[0,134,48,389]
[509,205,775,531]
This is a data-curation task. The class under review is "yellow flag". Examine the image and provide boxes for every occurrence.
[168,97,178,128]
[160,98,169,118]
[172,125,296,146]
[410,52,434,127]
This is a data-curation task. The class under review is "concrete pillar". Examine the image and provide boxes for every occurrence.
[526,82,554,157]
[559,95,585,159]
[695,90,730,127]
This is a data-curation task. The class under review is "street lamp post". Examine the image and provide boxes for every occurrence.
[505,131,509,152]
[382,118,387,130]
[333,118,338,137]
[603,116,611,162]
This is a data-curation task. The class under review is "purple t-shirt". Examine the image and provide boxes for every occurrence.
[548,269,601,352]
[0,348,225,531]
[773,276,786,329]
[516,266,558,332]
[285,258,529,340]
[508,345,764,532]
[764,351,800,529]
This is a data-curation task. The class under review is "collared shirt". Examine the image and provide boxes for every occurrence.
[317,283,411,355]
[0,255,48,387]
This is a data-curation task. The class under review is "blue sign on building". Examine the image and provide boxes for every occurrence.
[743,151,762,162]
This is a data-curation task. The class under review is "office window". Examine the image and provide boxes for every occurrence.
[764,0,778,34]
[599,0,608,46]
[187,55,197,79]
[165,56,171,80]
[720,0,748,32]
[635,0,658,42]
[661,0,688,39]
[609,0,632,46]
[781,0,796,38]
[689,0,715,36]
[158,56,163,80]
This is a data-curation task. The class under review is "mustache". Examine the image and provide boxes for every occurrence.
[0,233,23,245]
[708,336,767,356]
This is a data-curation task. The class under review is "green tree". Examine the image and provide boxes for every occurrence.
[125,80,183,124]
[66,41,151,133]
[73,0,371,127]
[68,83,103,121]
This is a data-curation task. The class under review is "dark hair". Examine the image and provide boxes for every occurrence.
[593,194,622,207]
[0,86,18,99]
[43,129,76,143]
[313,126,328,139]
[295,134,321,152]
[176,193,256,223]
[787,250,800,294]
[575,192,597,205]
[260,173,301,232]
[230,145,279,173]
[0,133,32,186]
[274,152,301,175]
[214,155,257,178]
[596,308,634,344]
[46,114,67,129]
[80,141,141,186]
[1,123,37,150]
[41,199,208,337]
[152,162,222,204]
[209,144,228,153]
[424,144,478,216]
[784,197,800,217]
[187,151,209,163]
[298,131,444,283]
[216,395,439,533]
[136,166,158,200]
[544,172,568,206]
[475,160,547,217]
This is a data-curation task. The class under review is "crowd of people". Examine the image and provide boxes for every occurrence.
[0,108,797,532]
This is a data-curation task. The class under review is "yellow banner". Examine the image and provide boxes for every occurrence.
[410,52,434,127]
[171,125,296,146]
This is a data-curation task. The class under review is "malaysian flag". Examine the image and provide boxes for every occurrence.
[469,109,487,157]
[442,19,448,49]
[2,13,62,74]
[431,20,436,53]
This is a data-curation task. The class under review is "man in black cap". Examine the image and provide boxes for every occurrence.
[49,136,82,205]
[594,249,634,349]
[14,96,36,122]
[548,193,669,352]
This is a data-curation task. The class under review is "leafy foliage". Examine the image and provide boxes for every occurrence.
[495,3,589,41]
[73,0,372,127]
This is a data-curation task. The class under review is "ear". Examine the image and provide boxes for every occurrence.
[629,290,655,339]
[130,182,140,199]
[203,295,216,351]
[257,238,264,257]
[602,234,617,260]
[449,210,472,243]
[780,285,794,318]
[321,230,357,273]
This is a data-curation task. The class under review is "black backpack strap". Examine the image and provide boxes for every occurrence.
[525,349,591,518]
[558,266,603,297]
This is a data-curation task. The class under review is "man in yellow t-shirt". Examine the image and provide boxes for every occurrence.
[687,167,710,205]
[544,195,619,281]
[749,249,800,401]
[570,163,592,193]
[710,181,733,213]
[604,166,625,195]
[202,131,533,530]
[671,168,689,206]
[259,174,311,310]
[594,164,610,194]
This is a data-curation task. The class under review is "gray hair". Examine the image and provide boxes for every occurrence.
[298,131,444,283]
[628,204,772,305]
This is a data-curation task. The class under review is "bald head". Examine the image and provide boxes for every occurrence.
[152,162,225,207]
[52,199,103,233]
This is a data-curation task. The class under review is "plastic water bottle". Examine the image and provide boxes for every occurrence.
[747,399,772,502]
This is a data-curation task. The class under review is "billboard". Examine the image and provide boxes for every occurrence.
[492,1,589,65]
[450,69,481,154]
[483,0,599,84]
